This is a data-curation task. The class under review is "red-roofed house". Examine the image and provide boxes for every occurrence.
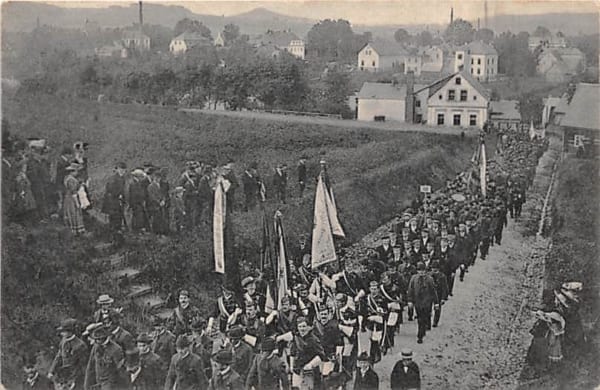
[358,40,408,72]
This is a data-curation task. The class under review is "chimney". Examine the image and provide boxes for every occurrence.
[138,1,143,29]
[450,7,454,24]
[405,71,415,123]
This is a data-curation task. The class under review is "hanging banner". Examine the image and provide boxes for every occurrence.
[325,180,345,238]
[480,141,487,198]
[213,179,226,274]
[311,174,337,269]
[274,212,289,309]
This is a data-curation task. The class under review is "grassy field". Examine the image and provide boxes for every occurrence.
[519,156,600,390]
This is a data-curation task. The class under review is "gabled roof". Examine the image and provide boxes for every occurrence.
[423,70,490,100]
[461,41,497,56]
[253,31,302,48]
[173,32,211,43]
[490,100,521,121]
[358,82,426,100]
[122,30,149,40]
[362,39,408,57]
[561,83,600,131]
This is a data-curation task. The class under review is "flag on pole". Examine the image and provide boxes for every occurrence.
[260,210,275,273]
[311,173,338,270]
[529,120,536,140]
[274,211,289,310]
[479,139,487,198]
[213,178,226,274]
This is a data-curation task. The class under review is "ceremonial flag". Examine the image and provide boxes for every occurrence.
[213,178,226,274]
[311,173,338,269]
[529,120,536,140]
[274,211,289,309]
[479,140,487,198]
[260,210,275,273]
[321,171,345,238]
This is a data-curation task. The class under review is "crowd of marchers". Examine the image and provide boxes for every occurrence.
[10,127,587,390]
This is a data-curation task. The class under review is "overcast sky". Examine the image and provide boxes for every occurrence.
[48,0,599,26]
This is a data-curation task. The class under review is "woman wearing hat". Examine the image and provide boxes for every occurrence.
[63,163,86,236]
[13,157,37,224]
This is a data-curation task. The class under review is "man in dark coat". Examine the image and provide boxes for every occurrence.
[23,355,53,390]
[221,163,238,212]
[104,311,135,353]
[407,262,438,344]
[134,333,165,388]
[241,164,260,212]
[272,164,287,204]
[297,157,307,197]
[84,327,126,390]
[151,319,176,370]
[102,162,127,241]
[246,337,289,390]
[128,170,149,233]
[291,317,325,379]
[429,261,448,328]
[125,347,160,390]
[226,325,255,380]
[208,349,244,390]
[54,146,73,210]
[375,236,394,264]
[455,224,472,282]
[169,290,202,336]
[164,335,208,390]
[353,352,379,390]
[48,319,88,389]
[177,162,199,228]
[390,349,421,390]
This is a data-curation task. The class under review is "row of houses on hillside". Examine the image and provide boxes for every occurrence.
[357,40,498,82]
[528,31,567,52]
[356,70,501,129]
[536,47,586,83]
[95,30,152,58]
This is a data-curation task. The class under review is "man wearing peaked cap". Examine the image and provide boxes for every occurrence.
[391,349,421,390]
[151,317,176,371]
[246,337,289,390]
[164,335,208,390]
[407,261,438,344]
[103,310,135,353]
[209,349,244,390]
[49,318,88,388]
[134,332,164,388]
[84,326,125,390]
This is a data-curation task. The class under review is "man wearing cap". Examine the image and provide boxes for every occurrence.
[211,286,242,333]
[48,319,88,388]
[428,261,448,328]
[353,352,379,390]
[136,333,164,387]
[225,325,255,380]
[102,162,127,241]
[208,349,244,390]
[84,326,126,390]
[407,262,438,344]
[291,316,325,387]
[273,163,288,204]
[93,295,116,323]
[125,349,154,390]
[246,336,289,390]
[170,290,202,336]
[241,276,266,316]
[23,355,53,390]
[164,335,208,390]
[190,319,213,380]
[240,304,266,351]
[103,311,135,353]
[379,272,404,346]
[390,349,421,390]
[375,236,394,264]
[364,280,389,362]
[152,319,176,369]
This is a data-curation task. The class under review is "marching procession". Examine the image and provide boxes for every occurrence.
[4,123,587,390]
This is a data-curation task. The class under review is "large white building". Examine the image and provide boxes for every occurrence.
[454,41,498,82]
[426,71,490,129]
[169,32,212,55]
[251,31,305,60]
[356,80,427,122]
[122,30,151,51]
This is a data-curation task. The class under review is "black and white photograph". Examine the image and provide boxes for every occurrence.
[1,0,599,389]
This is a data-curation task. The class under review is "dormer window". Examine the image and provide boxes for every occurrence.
[455,77,461,85]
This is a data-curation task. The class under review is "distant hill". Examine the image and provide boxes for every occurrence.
[2,2,598,38]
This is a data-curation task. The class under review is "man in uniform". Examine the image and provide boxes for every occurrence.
[170,290,202,336]
[313,306,343,370]
[104,311,135,353]
[429,261,448,328]
[152,318,176,370]
[390,349,421,390]
[455,224,471,282]
[407,262,438,344]
[364,280,388,363]
[135,333,164,388]
[208,349,244,390]
[375,236,394,264]
[240,304,266,350]
[102,162,127,242]
[241,276,266,316]
[212,286,242,333]
[84,326,125,390]
[164,335,208,390]
[48,318,88,389]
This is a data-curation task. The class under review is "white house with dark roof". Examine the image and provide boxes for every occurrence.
[561,83,600,155]
[122,30,151,51]
[426,71,490,129]
[454,41,498,82]
[169,32,212,55]
[358,40,408,72]
[357,81,427,122]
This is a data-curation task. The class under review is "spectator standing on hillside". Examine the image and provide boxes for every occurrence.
[13,158,37,224]
[147,168,169,236]
[102,162,127,242]
[222,162,238,212]
[390,349,420,390]
[298,156,307,197]
[54,146,73,213]
[26,140,51,220]
[129,169,149,233]
[63,163,86,236]
[177,162,200,228]
[272,163,287,204]
[241,163,260,212]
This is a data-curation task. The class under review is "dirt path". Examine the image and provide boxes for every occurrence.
[360,138,562,389]
[178,108,480,136]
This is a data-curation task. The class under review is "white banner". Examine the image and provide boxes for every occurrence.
[275,212,289,309]
[480,141,487,198]
[311,174,337,269]
[213,179,226,274]
[326,184,345,238]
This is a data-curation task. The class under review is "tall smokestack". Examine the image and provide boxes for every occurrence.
[139,1,143,28]
[450,7,454,24]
